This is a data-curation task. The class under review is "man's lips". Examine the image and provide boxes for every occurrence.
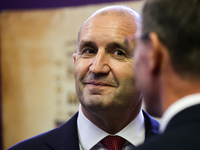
[84,80,115,87]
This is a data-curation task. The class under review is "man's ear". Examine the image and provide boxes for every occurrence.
[148,32,163,75]
[72,53,77,65]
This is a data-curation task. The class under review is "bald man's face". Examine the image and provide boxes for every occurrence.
[73,12,141,115]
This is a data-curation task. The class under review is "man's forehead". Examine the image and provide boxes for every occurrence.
[78,7,141,46]
[79,26,137,49]
[80,14,138,35]
[80,7,140,30]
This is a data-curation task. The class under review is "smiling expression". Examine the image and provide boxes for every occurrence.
[73,10,141,114]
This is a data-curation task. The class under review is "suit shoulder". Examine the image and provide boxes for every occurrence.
[7,112,79,150]
[7,128,57,150]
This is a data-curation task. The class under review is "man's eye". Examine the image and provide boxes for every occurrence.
[80,48,96,58]
[83,49,96,54]
[111,50,126,60]
[113,50,125,56]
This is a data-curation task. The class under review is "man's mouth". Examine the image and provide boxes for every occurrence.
[84,80,114,87]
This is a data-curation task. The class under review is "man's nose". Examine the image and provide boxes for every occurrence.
[89,50,110,74]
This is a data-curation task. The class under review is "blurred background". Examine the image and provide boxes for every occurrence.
[0,0,144,149]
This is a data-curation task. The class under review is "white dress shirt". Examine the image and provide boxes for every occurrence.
[160,93,200,133]
[77,104,145,150]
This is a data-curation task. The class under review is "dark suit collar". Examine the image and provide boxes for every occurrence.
[165,104,200,132]
[44,112,80,150]
[142,110,160,141]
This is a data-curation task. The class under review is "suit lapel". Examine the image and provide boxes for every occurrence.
[44,112,80,150]
[142,110,160,141]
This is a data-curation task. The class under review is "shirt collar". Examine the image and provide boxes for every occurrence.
[160,93,200,133]
[77,104,145,150]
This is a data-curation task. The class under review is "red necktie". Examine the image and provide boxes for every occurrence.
[101,135,126,150]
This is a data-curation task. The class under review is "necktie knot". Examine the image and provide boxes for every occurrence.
[101,135,126,150]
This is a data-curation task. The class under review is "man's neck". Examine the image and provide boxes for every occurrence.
[162,73,200,113]
[81,100,142,134]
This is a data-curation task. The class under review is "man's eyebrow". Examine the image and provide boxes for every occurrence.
[106,42,126,49]
[79,40,96,50]
[106,41,133,55]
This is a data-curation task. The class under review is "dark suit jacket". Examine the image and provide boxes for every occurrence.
[8,110,160,150]
[135,104,200,150]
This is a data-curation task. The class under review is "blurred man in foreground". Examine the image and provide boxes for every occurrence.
[133,0,200,149]
[8,5,159,150]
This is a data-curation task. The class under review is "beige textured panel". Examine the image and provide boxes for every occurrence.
[1,1,144,149]
[1,10,57,148]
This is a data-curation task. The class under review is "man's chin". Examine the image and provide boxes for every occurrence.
[82,96,115,109]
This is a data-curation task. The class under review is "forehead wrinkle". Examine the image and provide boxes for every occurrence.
[79,24,136,48]
[81,24,137,38]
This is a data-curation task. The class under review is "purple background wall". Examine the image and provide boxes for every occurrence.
[0,0,140,11]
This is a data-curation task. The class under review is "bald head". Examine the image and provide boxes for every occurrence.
[78,5,141,41]
[89,5,140,19]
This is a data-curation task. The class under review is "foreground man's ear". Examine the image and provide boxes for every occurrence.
[148,32,164,76]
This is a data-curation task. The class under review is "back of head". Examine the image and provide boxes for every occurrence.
[142,0,200,80]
